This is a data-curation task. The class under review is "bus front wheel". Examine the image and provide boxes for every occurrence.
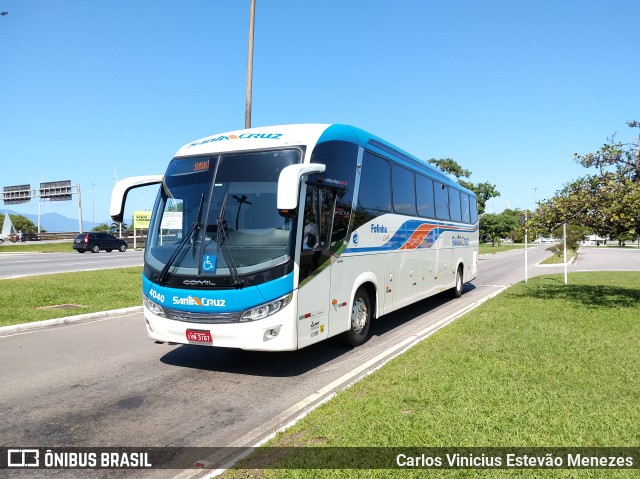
[346,287,371,347]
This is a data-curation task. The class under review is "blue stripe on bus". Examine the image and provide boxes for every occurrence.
[256,271,294,302]
[143,272,294,313]
[344,220,478,254]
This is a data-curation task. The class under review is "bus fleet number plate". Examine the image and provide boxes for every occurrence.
[186,329,212,344]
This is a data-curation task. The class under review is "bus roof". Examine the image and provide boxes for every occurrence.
[175,124,472,195]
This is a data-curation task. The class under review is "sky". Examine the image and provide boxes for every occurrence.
[1,0,639,227]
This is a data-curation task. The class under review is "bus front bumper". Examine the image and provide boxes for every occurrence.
[143,304,298,351]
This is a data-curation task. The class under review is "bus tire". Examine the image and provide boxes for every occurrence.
[345,287,371,347]
[451,265,463,298]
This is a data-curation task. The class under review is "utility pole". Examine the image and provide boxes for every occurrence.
[245,0,256,129]
[91,183,96,229]
[634,130,639,177]
[113,169,122,237]
[563,222,568,285]
[77,184,83,233]
[524,212,528,283]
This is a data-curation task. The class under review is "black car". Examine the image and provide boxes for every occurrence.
[73,232,128,253]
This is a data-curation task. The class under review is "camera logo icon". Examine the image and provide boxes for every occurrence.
[7,449,40,468]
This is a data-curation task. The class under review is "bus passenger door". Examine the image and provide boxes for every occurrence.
[297,185,336,348]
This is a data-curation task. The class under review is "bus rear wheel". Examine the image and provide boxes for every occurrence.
[345,287,371,347]
[451,265,464,298]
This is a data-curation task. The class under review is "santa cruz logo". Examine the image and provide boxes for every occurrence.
[370,224,388,234]
[188,132,283,147]
[452,235,470,247]
[173,295,226,307]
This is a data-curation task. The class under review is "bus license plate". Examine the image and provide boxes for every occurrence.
[186,329,212,344]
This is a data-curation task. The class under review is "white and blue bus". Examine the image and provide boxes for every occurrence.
[111,124,478,351]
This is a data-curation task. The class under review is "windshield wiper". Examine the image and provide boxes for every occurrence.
[158,193,204,285]
[216,193,244,288]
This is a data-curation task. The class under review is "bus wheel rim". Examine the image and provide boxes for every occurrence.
[352,298,367,333]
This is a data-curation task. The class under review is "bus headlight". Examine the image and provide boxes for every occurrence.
[240,293,292,322]
[143,294,166,318]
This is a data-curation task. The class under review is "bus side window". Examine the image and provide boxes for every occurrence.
[358,152,392,213]
[300,185,337,282]
[461,194,471,223]
[303,186,319,249]
[449,189,462,222]
[434,182,449,220]
[303,185,336,251]
[392,164,417,216]
[470,196,478,223]
[416,175,435,219]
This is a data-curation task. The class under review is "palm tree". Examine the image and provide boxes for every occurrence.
[111,221,128,231]
[92,223,111,231]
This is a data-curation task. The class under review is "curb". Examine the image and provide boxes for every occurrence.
[0,306,143,337]
[534,250,579,268]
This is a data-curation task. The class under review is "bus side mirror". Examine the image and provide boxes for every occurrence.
[110,175,163,223]
[277,163,326,217]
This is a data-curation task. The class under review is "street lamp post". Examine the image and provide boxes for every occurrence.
[520,212,529,283]
[245,0,256,129]
[91,182,96,230]
[113,169,123,237]
[563,222,568,285]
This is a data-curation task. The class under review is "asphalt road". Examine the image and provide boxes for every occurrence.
[1,246,637,479]
[569,245,640,271]
[0,249,144,279]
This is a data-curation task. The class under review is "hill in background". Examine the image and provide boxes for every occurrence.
[3,210,97,232]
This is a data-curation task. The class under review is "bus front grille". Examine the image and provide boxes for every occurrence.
[164,309,242,324]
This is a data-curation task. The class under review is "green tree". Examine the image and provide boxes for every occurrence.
[0,214,37,234]
[111,221,128,231]
[573,121,640,181]
[428,158,499,214]
[427,158,471,179]
[533,121,640,244]
[545,224,590,257]
[92,223,111,231]
[466,181,500,215]
[480,210,519,246]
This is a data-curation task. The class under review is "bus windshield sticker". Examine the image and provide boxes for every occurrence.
[202,255,216,272]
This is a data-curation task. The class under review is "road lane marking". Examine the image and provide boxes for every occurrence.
[0,308,143,338]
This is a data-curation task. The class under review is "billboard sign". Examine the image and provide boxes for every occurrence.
[133,210,152,229]
[2,185,31,205]
[40,180,72,201]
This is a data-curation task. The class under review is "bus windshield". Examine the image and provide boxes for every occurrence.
[145,148,301,285]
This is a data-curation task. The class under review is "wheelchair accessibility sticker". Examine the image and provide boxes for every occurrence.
[202,255,217,272]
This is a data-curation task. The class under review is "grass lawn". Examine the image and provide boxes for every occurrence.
[225,272,640,478]
[0,241,75,253]
[540,248,577,265]
[0,267,143,326]
[479,243,525,255]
